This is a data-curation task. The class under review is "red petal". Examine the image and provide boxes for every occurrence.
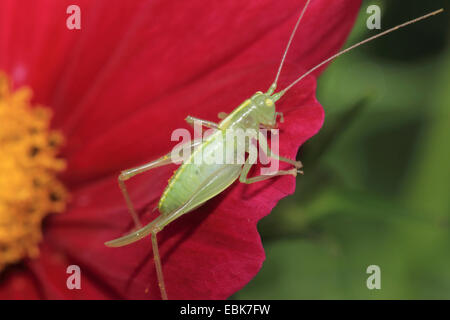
[0,266,41,299]
[26,243,113,299]
[0,244,114,299]
[0,0,90,102]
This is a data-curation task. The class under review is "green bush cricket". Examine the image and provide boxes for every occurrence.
[105,1,443,300]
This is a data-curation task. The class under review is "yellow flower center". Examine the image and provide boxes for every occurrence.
[0,72,67,272]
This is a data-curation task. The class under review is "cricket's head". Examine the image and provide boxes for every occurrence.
[250,91,282,127]
[251,86,282,127]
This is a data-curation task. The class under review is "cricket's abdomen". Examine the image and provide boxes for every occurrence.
[158,130,241,215]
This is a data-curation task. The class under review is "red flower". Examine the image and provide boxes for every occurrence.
[0,0,360,299]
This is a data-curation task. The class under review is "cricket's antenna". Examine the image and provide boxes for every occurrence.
[279,8,444,96]
[267,0,311,95]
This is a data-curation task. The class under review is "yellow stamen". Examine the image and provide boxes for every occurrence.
[0,72,67,272]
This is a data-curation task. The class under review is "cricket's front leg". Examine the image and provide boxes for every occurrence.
[217,112,227,120]
[239,143,298,184]
[257,131,303,169]
[239,161,298,184]
[185,116,218,129]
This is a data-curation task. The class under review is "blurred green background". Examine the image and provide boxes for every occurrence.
[235,0,450,299]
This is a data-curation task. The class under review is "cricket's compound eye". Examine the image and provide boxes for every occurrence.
[265,98,274,107]
[252,94,267,107]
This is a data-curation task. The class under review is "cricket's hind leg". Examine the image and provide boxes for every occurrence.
[106,165,240,300]
[117,139,202,228]
[118,156,172,228]
[106,215,169,300]
[151,231,167,300]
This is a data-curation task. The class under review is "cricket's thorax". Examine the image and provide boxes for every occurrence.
[219,92,277,130]
[218,99,258,130]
